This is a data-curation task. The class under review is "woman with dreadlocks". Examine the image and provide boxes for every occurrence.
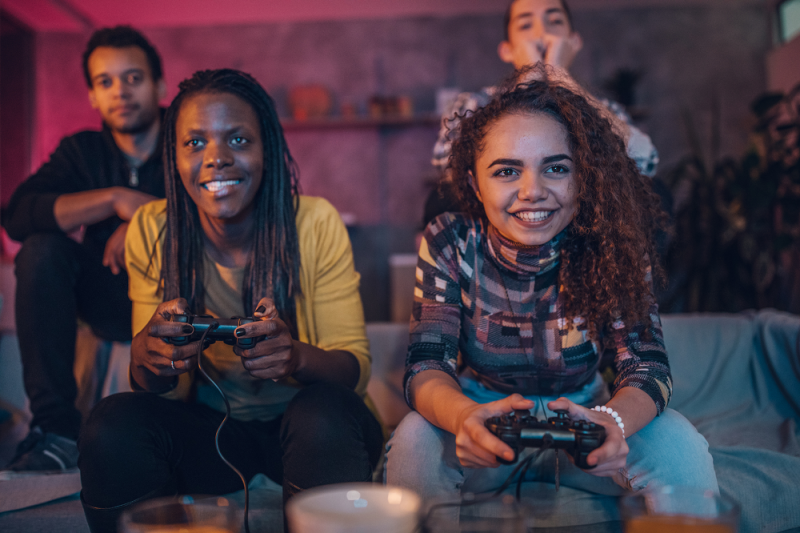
[386,67,717,519]
[78,69,382,532]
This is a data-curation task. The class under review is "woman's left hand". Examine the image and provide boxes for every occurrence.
[233,297,299,380]
[547,397,628,477]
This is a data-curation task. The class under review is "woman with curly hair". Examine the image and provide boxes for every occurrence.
[386,68,717,517]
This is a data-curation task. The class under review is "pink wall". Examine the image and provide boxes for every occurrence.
[34,32,99,169]
[32,30,444,226]
[21,6,772,320]
[0,16,33,208]
[3,0,509,32]
[31,6,771,228]
[32,19,486,227]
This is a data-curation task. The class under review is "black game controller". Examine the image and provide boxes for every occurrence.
[485,409,606,469]
[163,314,266,349]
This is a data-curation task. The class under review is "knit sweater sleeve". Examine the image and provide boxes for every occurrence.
[605,263,672,414]
[403,214,465,409]
[125,199,193,401]
[126,199,167,337]
[297,197,372,397]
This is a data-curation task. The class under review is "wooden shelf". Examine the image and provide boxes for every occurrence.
[280,114,440,131]
[627,106,651,121]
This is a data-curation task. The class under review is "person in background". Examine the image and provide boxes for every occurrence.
[1,26,166,477]
[424,0,659,225]
[387,68,716,523]
[78,69,383,532]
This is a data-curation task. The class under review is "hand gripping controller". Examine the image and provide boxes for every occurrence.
[485,409,606,469]
[163,314,265,349]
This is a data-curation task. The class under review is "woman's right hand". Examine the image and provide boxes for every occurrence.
[453,394,535,468]
[130,298,201,387]
[540,33,583,70]
[112,187,158,221]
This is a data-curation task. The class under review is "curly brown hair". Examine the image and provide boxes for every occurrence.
[449,65,666,341]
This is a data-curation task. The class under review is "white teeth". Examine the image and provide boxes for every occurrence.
[202,180,240,192]
[515,211,552,222]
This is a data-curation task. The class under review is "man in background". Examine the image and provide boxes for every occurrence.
[426,0,659,224]
[1,26,166,477]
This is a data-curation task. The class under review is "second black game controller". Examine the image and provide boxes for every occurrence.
[163,314,266,349]
[485,409,606,469]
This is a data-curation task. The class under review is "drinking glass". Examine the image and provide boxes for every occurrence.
[286,483,421,533]
[422,494,535,533]
[119,495,238,533]
[620,486,740,533]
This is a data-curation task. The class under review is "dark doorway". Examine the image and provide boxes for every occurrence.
[0,11,34,211]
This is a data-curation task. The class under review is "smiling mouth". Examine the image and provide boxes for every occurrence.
[201,179,242,193]
[115,105,138,114]
[513,210,554,223]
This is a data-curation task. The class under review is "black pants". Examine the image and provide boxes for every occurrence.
[78,383,384,508]
[14,233,132,441]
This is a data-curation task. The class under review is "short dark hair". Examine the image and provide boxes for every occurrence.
[503,0,574,41]
[82,26,163,87]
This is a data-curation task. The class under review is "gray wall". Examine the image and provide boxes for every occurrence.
[570,5,771,170]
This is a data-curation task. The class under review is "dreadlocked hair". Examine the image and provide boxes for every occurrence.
[449,64,667,343]
[161,68,302,338]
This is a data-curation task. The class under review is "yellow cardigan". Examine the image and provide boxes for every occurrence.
[125,196,372,422]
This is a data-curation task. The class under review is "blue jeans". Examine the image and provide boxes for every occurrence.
[385,373,718,518]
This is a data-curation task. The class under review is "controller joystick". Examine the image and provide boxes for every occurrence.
[485,410,605,469]
[163,314,266,349]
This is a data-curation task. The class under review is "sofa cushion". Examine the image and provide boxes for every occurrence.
[663,311,800,533]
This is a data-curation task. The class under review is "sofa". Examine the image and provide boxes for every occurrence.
[0,311,798,533]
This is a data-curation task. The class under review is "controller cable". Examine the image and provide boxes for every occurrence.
[194,322,251,533]
[422,397,568,531]
[538,395,561,491]
[422,436,554,531]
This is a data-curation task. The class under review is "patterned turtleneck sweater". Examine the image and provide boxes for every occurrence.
[404,212,672,414]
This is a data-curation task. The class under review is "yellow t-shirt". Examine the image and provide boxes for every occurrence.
[125,196,371,422]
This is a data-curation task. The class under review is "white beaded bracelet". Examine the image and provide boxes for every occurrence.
[592,405,625,438]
